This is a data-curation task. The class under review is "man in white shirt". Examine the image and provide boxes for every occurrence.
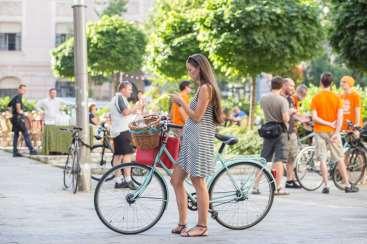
[110,81,142,189]
[36,88,65,125]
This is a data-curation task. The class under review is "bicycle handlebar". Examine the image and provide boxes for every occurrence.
[159,116,183,130]
[167,123,183,129]
[59,127,83,132]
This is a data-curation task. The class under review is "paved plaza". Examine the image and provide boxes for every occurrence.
[0,150,367,244]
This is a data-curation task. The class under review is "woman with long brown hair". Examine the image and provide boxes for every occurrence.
[171,53,223,237]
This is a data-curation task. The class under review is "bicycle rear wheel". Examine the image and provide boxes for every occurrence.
[295,146,323,191]
[90,144,114,181]
[209,161,275,230]
[94,163,168,234]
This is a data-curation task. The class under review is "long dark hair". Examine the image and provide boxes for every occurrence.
[187,54,223,125]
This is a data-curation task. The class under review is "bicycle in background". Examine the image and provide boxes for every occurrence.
[295,122,365,191]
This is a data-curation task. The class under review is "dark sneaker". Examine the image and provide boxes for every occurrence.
[345,185,359,193]
[30,150,38,155]
[321,187,330,194]
[114,181,129,189]
[285,180,302,189]
[127,181,138,190]
[13,152,23,157]
[251,188,261,195]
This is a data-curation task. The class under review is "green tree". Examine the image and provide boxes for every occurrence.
[96,0,128,17]
[330,0,367,74]
[304,53,367,87]
[146,0,204,81]
[198,0,324,126]
[52,16,147,82]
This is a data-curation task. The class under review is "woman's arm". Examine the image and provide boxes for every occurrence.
[176,85,211,123]
[178,106,189,121]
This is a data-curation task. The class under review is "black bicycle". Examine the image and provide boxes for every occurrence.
[90,123,114,182]
[62,127,85,193]
[338,123,367,186]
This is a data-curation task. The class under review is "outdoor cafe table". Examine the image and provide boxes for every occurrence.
[41,125,95,155]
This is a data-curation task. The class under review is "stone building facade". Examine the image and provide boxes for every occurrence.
[0,0,154,100]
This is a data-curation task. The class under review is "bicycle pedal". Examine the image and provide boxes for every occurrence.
[210,210,218,219]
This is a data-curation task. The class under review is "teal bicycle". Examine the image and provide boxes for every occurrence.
[94,118,275,235]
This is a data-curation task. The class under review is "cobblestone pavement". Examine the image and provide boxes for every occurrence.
[1,150,367,244]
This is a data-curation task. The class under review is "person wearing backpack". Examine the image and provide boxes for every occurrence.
[8,84,37,157]
[259,77,290,195]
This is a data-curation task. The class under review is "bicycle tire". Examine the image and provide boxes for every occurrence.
[94,163,168,234]
[90,144,114,182]
[333,148,366,189]
[71,149,80,194]
[295,146,323,191]
[63,149,72,189]
[209,161,275,230]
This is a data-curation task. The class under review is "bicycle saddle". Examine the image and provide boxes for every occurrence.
[215,134,238,145]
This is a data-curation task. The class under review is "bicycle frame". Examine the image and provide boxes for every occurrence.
[131,141,275,206]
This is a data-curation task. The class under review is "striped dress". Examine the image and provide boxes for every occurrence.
[177,90,216,178]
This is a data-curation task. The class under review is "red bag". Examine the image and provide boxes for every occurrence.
[136,137,180,169]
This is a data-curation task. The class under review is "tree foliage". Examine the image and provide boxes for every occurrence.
[196,0,324,126]
[98,0,128,17]
[146,0,205,80]
[330,0,367,73]
[304,53,367,87]
[52,16,147,79]
[198,0,324,77]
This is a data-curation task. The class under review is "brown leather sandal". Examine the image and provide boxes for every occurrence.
[171,224,187,234]
[180,225,208,237]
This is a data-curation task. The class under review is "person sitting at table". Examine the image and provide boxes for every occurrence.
[36,88,65,125]
[231,107,247,125]
[89,104,99,126]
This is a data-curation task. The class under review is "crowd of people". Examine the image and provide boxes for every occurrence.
[259,73,361,195]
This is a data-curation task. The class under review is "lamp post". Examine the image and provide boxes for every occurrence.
[73,0,90,192]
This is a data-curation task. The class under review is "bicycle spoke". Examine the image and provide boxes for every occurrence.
[94,163,168,234]
[209,162,274,230]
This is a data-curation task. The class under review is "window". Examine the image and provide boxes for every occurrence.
[55,33,72,47]
[0,33,21,51]
[55,23,73,47]
[0,88,17,97]
[0,76,20,97]
[56,80,75,97]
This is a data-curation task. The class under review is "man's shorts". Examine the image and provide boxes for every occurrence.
[314,132,344,162]
[113,131,135,156]
[288,133,298,163]
[261,132,288,163]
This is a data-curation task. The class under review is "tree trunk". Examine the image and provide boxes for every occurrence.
[248,76,257,129]
[111,72,120,96]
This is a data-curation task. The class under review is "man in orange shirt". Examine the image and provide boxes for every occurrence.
[311,72,358,194]
[340,76,362,130]
[171,81,191,126]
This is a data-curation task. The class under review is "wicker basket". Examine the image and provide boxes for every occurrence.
[129,115,161,149]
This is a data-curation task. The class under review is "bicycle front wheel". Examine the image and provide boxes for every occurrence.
[63,148,79,193]
[209,161,275,230]
[333,148,366,189]
[90,144,114,181]
[94,163,168,234]
[295,146,323,191]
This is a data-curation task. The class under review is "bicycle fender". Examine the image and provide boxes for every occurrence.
[224,155,267,167]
